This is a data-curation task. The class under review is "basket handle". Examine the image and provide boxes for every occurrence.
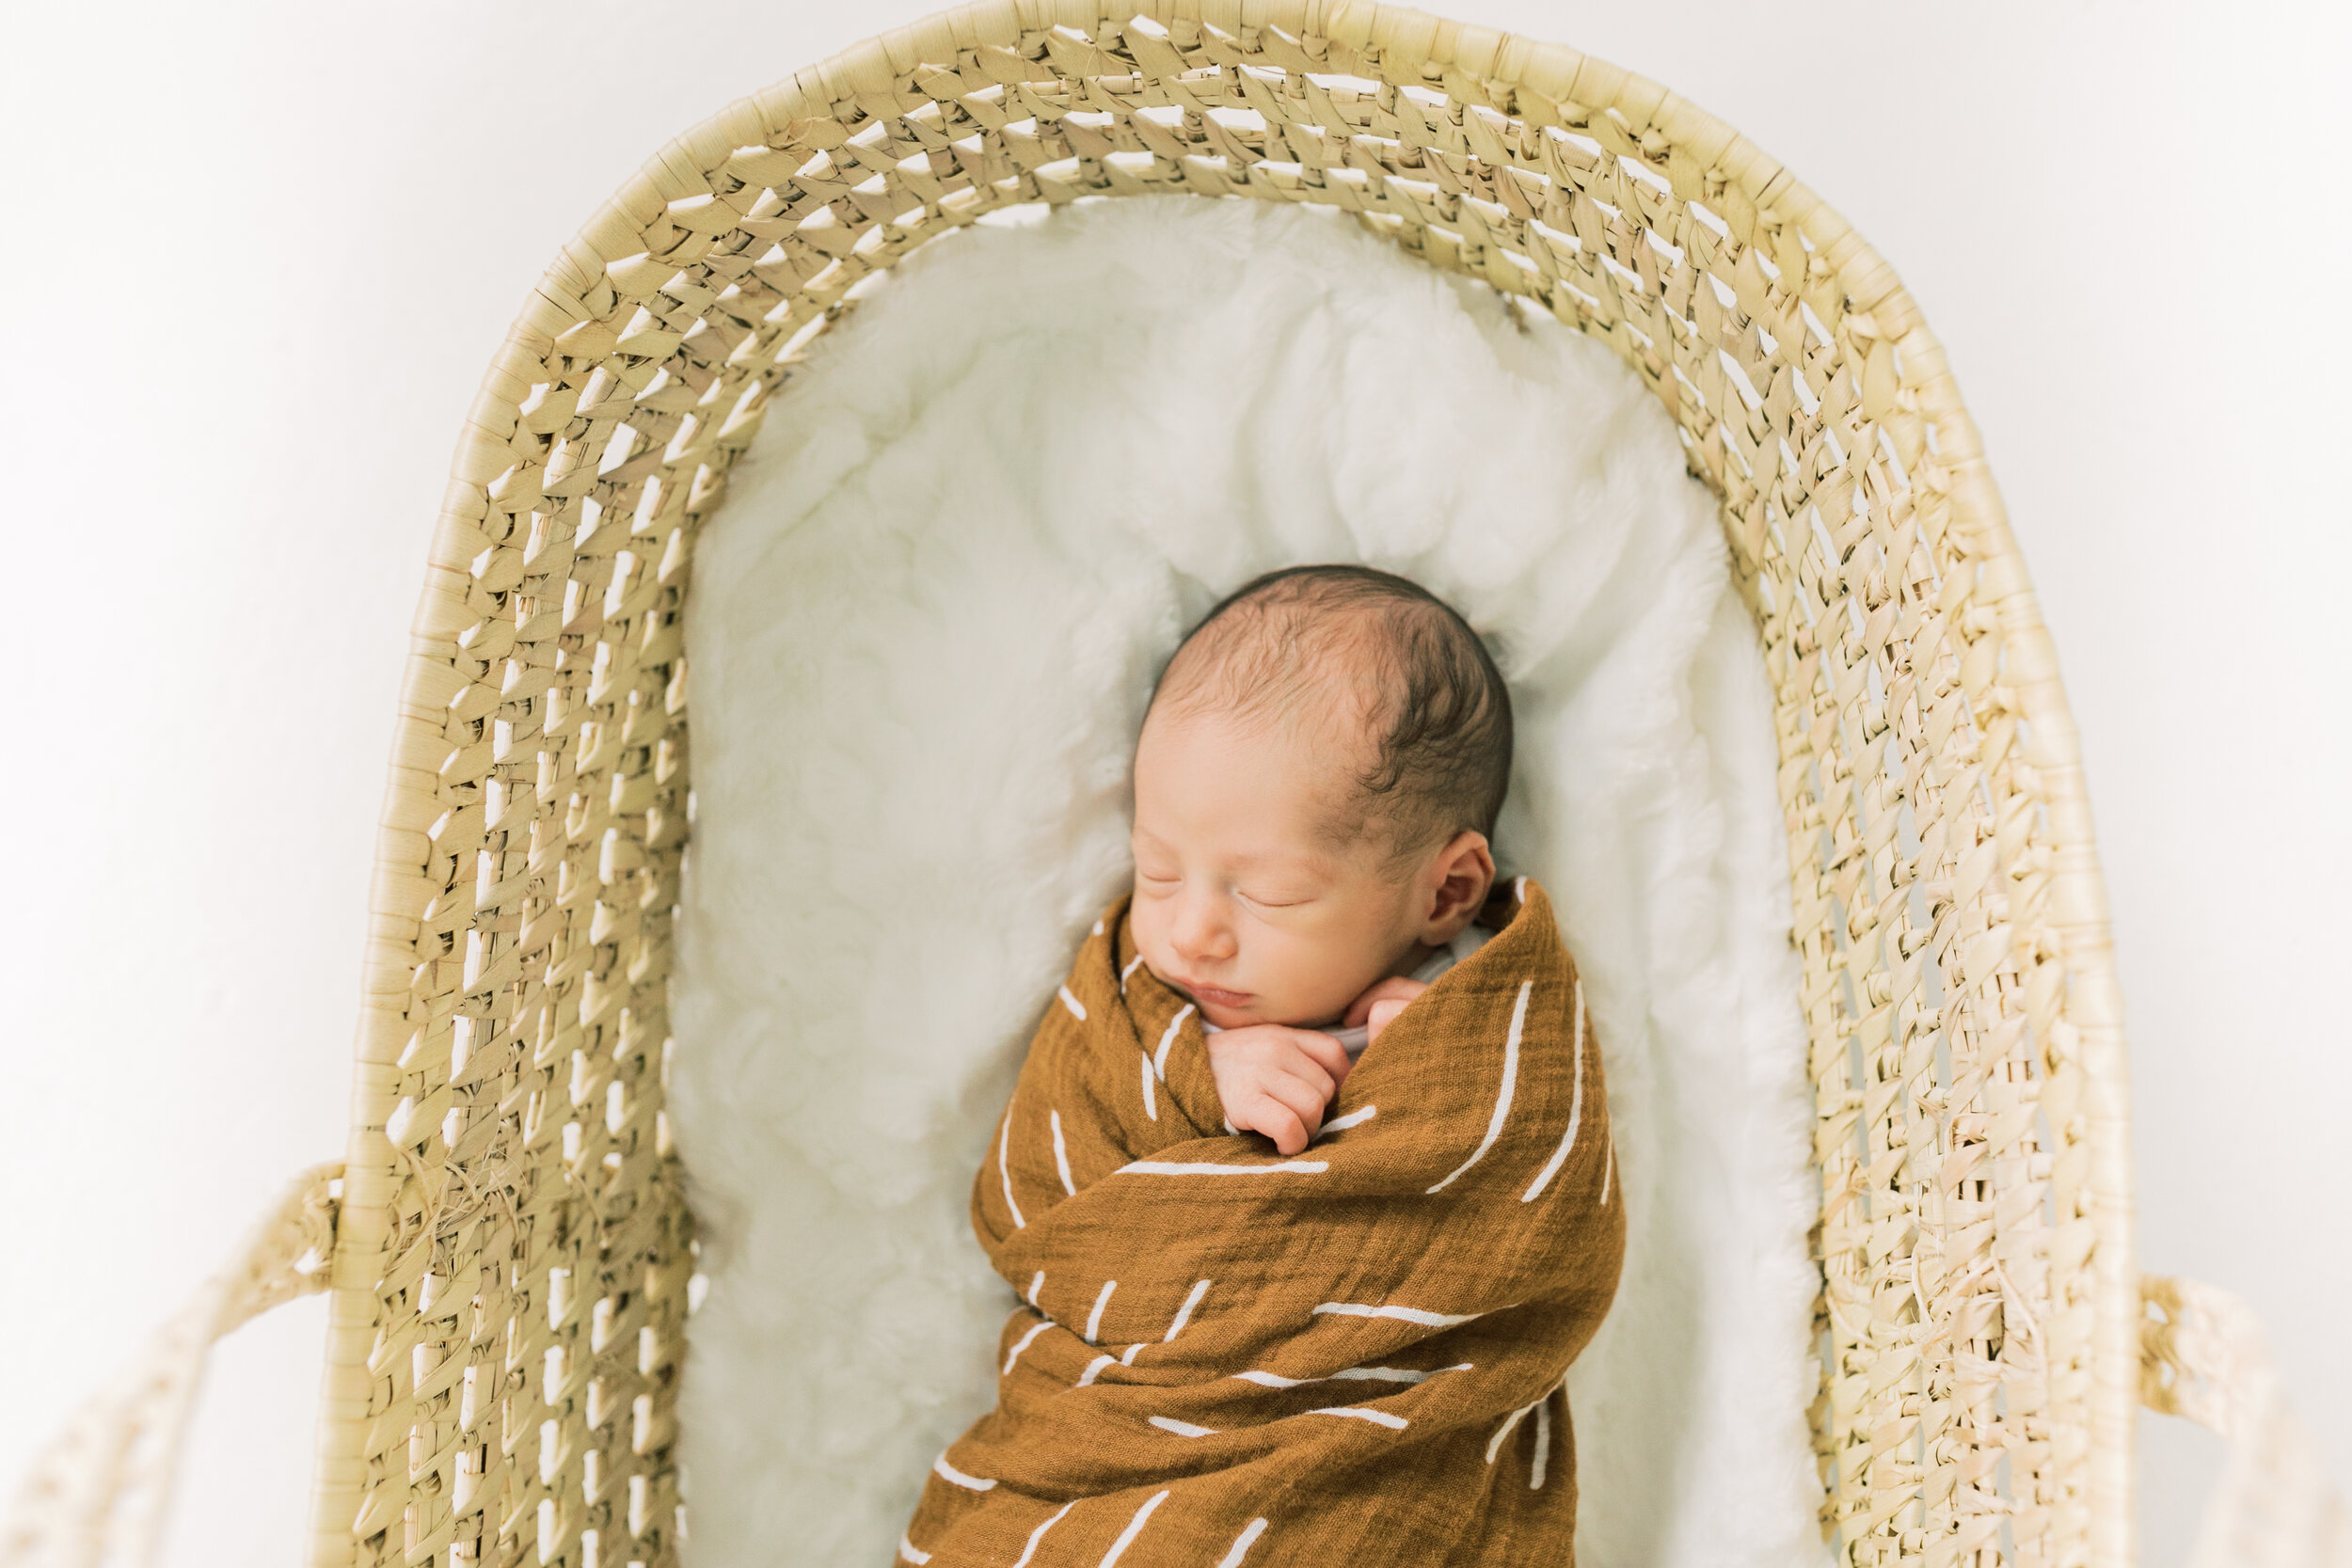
[0,1164,342,1568]
[2142,1274,2350,1567]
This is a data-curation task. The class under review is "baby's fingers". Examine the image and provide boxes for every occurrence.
[1285,1028,1355,1087]
[1342,977,1426,1029]
[1233,1067,1336,1156]
[1235,1092,1311,1157]
[1366,997,1410,1044]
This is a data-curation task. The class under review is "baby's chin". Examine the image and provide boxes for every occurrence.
[1194,997,1263,1030]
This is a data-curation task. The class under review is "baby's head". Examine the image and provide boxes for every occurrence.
[1130,564,1511,1030]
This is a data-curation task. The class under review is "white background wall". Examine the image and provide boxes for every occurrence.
[2,2,2341,1561]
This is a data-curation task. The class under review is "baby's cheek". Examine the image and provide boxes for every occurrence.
[1129,903,1173,981]
[1269,933,1363,1021]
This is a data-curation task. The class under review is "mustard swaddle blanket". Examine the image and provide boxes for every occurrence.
[902,878,1625,1566]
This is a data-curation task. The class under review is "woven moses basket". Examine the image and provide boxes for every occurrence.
[8,6,2342,1568]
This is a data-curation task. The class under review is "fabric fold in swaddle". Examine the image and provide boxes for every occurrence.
[902,878,1625,1566]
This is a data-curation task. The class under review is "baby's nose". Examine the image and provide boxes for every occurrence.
[1170,898,1236,963]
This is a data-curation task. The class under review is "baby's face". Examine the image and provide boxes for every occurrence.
[1128,704,1434,1030]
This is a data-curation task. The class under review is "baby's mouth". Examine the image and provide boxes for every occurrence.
[1183,978,1253,1009]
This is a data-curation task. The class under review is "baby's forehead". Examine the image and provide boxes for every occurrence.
[1145,604,1400,819]
[1136,696,1382,857]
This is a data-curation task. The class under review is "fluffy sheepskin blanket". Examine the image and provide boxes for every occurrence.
[670,194,1823,1567]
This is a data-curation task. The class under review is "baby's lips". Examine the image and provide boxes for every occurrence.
[1181,976,1254,1010]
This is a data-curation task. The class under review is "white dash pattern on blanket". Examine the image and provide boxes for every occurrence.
[1058,984,1088,1021]
[1216,1519,1270,1568]
[1085,1279,1117,1342]
[1427,979,1531,1194]
[1531,1393,1553,1488]
[1335,1363,1468,1383]
[1486,1381,1557,1465]
[998,1108,1025,1229]
[1521,979,1586,1203]
[1149,1416,1216,1437]
[1309,1405,1409,1430]
[898,1535,930,1564]
[1077,1354,1116,1386]
[1010,1502,1073,1568]
[1166,1278,1211,1340]
[1051,1110,1077,1196]
[1234,1370,1306,1388]
[1315,1104,1376,1139]
[1002,1318,1053,1375]
[1486,1402,1532,1464]
[1099,1490,1170,1567]
[1138,1051,1157,1119]
[1234,1362,1467,1388]
[1312,1301,1483,1328]
[933,1453,996,1492]
[1120,1160,1328,1176]
[1152,1003,1194,1078]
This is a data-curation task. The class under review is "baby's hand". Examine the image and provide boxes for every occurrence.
[1343,977,1429,1046]
[1205,1025,1354,1157]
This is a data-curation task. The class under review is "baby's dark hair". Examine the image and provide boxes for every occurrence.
[1150,564,1513,857]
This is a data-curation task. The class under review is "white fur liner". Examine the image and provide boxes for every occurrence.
[670,195,1825,1566]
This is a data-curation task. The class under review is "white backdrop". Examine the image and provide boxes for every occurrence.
[1,3,2342,1562]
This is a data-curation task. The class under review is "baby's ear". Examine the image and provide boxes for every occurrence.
[1422,830,1497,936]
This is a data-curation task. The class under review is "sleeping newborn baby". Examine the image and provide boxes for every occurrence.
[1130,563,1507,1155]
[902,565,1623,1566]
